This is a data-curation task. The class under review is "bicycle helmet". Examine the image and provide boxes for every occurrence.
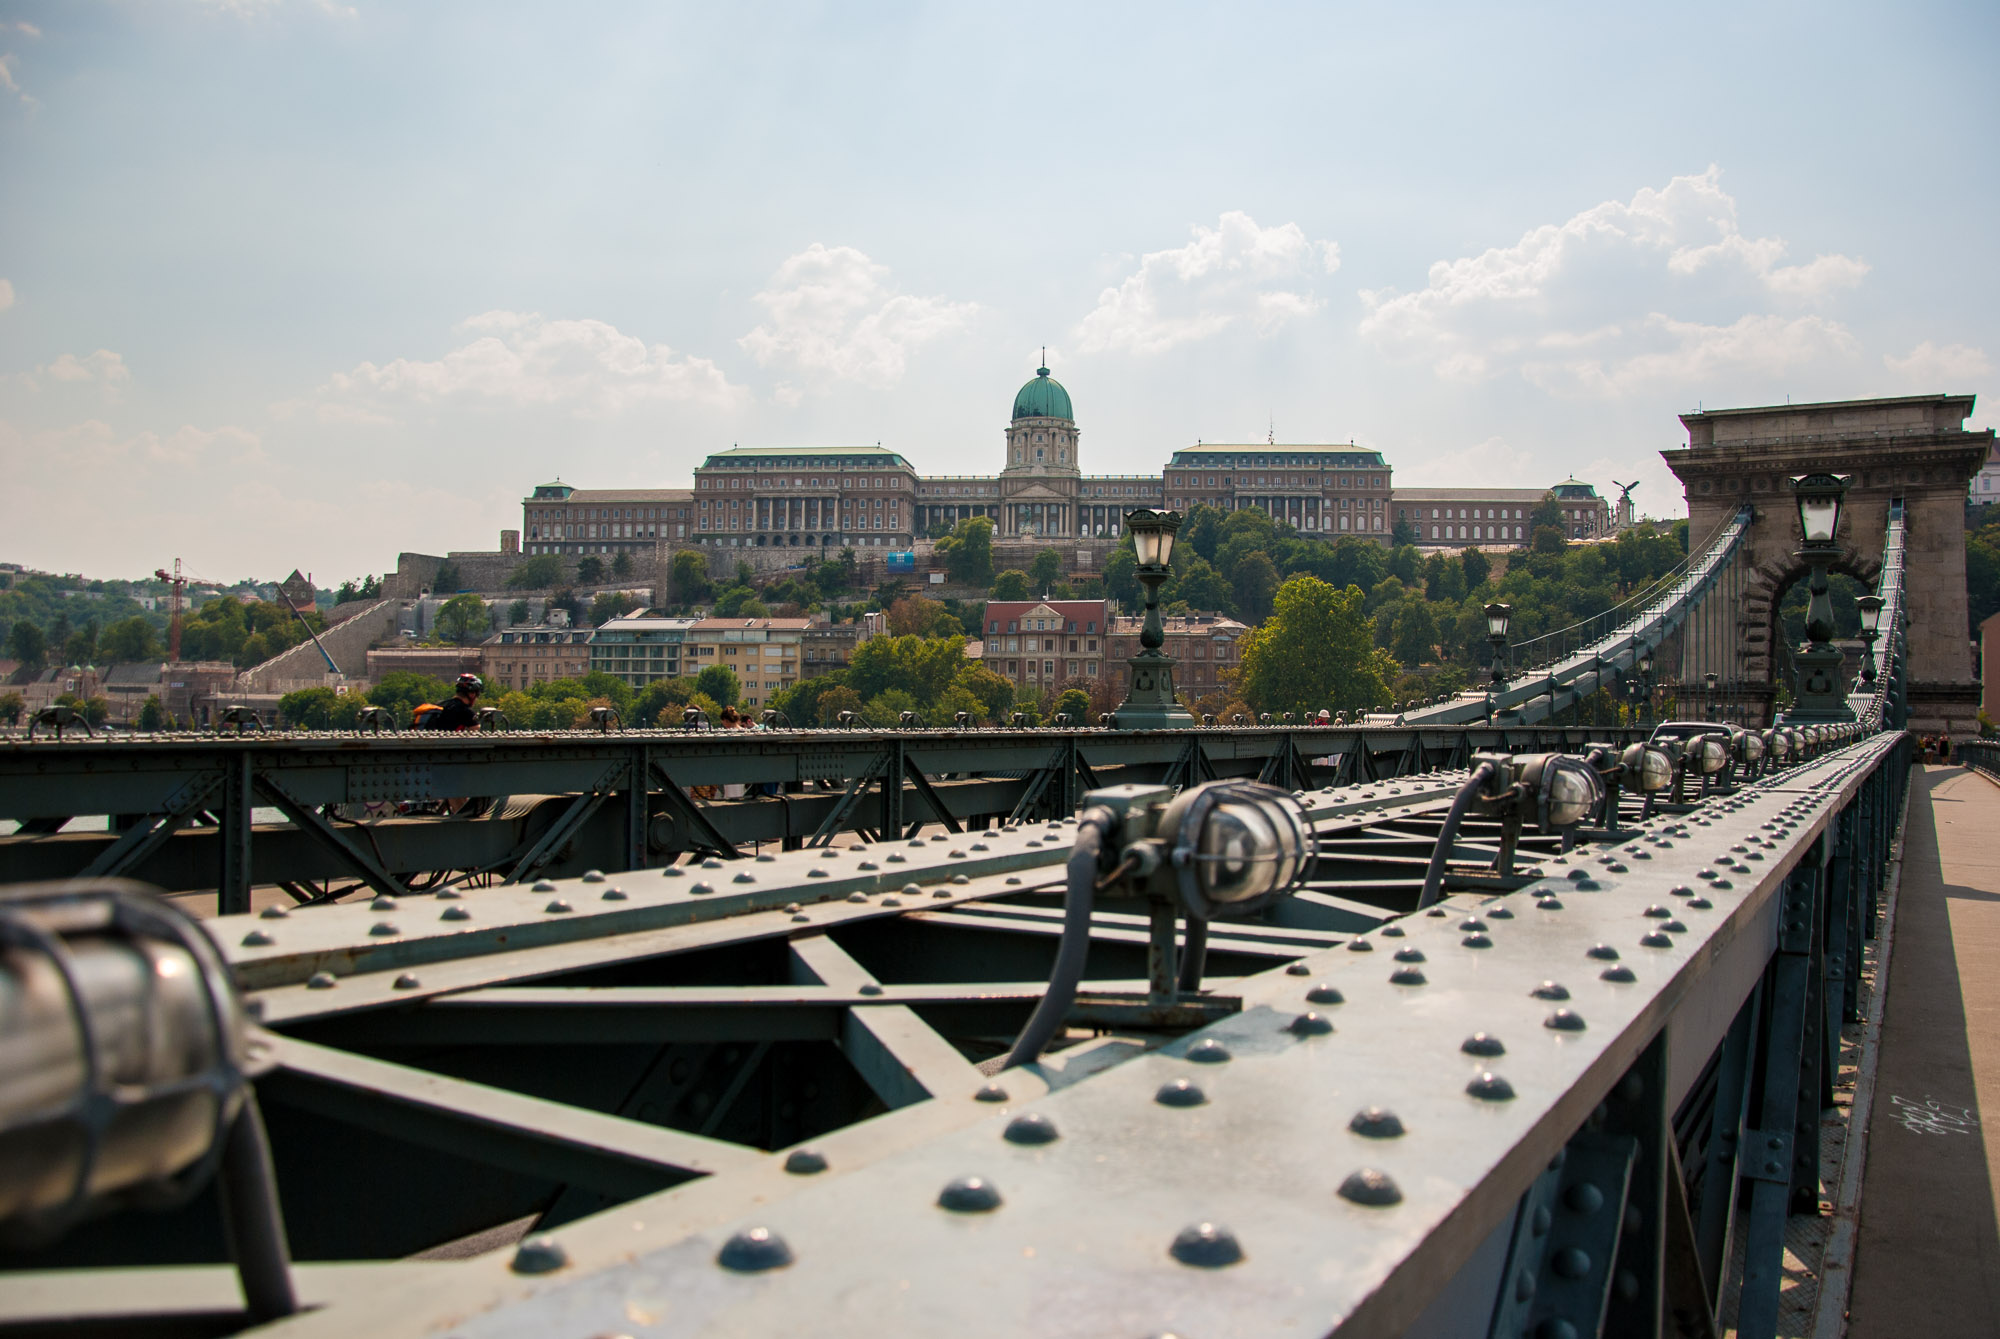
[456,673,485,694]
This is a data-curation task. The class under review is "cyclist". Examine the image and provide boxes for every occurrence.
[418,673,485,731]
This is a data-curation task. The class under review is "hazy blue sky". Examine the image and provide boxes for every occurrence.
[2,1,1994,583]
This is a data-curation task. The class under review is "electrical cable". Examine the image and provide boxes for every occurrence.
[1417,761,1502,910]
[1176,919,1208,994]
[1003,804,1113,1070]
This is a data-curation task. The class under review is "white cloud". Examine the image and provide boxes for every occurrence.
[0,52,37,110]
[321,311,744,416]
[1359,167,1870,395]
[1883,340,1991,386]
[1076,211,1341,356]
[38,349,131,387]
[739,243,978,390]
[0,278,13,311]
[1395,435,1539,488]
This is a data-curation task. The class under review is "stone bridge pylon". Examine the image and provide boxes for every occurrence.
[1662,394,1990,734]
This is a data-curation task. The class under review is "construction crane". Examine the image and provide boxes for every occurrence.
[152,559,187,662]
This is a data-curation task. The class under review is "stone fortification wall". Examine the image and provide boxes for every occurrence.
[389,548,670,599]
[236,599,401,691]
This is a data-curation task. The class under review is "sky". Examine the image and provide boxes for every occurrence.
[1,1,1995,586]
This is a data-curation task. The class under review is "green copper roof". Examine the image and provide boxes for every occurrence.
[1551,478,1599,500]
[1012,367,1073,421]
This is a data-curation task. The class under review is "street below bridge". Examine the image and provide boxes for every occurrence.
[1850,764,2000,1336]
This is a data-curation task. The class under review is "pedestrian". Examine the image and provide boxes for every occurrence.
[1939,735,1952,763]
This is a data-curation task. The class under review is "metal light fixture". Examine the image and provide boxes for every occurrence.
[1510,753,1607,832]
[1788,473,1856,722]
[1112,509,1195,730]
[1856,594,1884,686]
[1485,602,1512,685]
[1145,780,1316,919]
[1791,472,1852,547]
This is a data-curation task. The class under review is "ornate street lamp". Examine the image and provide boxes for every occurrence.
[1787,472,1856,722]
[1112,510,1196,729]
[1484,603,1512,685]
[1855,593,1884,686]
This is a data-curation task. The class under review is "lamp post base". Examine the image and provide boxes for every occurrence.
[1113,653,1196,730]
[1789,646,1856,723]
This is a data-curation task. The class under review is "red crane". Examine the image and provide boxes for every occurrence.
[153,559,187,662]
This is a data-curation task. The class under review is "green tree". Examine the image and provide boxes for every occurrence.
[1054,687,1091,723]
[431,561,462,593]
[64,621,98,665]
[1392,517,1420,546]
[56,692,110,726]
[1171,557,1233,614]
[98,616,162,664]
[1531,525,1567,555]
[887,596,959,638]
[576,555,606,585]
[1391,600,1440,666]
[714,587,769,618]
[0,691,25,724]
[1236,576,1395,717]
[694,664,740,707]
[137,694,166,730]
[1388,544,1422,585]
[992,570,1032,600]
[812,559,849,598]
[7,620,47,671]
[507,554,565,590]
[434,594,491,645]
[368,671,452,720]
[1230,552,1280,623]
[670,550,713,604]
[1029,547,1065,593]
[612,550,634,579]
[508,598,532,625]
[279,686,345,728]
[958,665,1015,721]
[1180,505,1224,562]
[1103,545,1141,611]
[936,516,996,587]
[1531,492,1564,532]
[1460,547,1492,591]
[589,592,638,625]
[816,684,864,726]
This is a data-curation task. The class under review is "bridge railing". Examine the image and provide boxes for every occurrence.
[1849,500,1907,731]
[1406,504,1754,727]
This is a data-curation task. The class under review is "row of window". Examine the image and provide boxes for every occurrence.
[700,473,909,489]
[525,505,687,523]
[1002,660,1099,678]
[1172,473,1386,489]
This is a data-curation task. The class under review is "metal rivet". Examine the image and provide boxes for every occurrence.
[393,973,420,990]
[1338,1168,1403,1205]
[259,905,289,920]
[442,906,471,921]
[581,869,606,882]
[1286,962,1312,975]
[1643,905,1671,918]
[887,853,907,864]
[951,874,970,884]
[1462,1032,1505,1057]
[1545,1008,1586,1032]
[1697,869,1718,881]
[1306,984,1345,1005]
[1169,1222,1243,1267]
[1531,981,1569,999]
[1489,905,1514,919]
[1566,869,1589,882]
[1426,908,1447,918]
[1688,897,1713,910]
[1565,1182,1605,1214]
[791,913,810,922]
[1663,919,1687,933]
[971,843,990,852]
[807,869,828,878]
[306,971,337,989]
[1601,965,1637,983]
[857,861,879,871]
[847,891,869,903]
[1537,897,1564,910]
[938,1176,1002,1212]
[691,882,716,895]
[602,888,628,901]
[1467,1072,1516,1101]
[511,1234,568,1274]
[662,867,685,878]
[241,930,276,947]
[1587,944,1620,960]
[1459,918,1488,932]
[370,896,398,911]
[974,1082,1009,1103]
[1641,931,1673,948]
[733,873,756,884]
[1347,940,1374,952]
[1004,1113,1059,1145]
[1187,1039,1231,1063]
[1393,947,1425,964]
[858,982,883,996]
[545,900,572,914]
[369,921,399,936]
[755,853,776,863]
[1538,1319,1580,1339]
[1380,925,1405,937]
[1289,1011,1334,1036]
[1552,1246,1591,1279]
[1389,967,1427,986]
[935,888,954,898]
[1462,933,1493,949]
[532,880,559,892]
[1156,1078,1208,1106]
[1669,885,1694,897]
[1348,1107,1405,1139]
[1572,878,1602,891]
[717,1226,794,1272]
[784,1149,827,1174]
[881,897,903,908]
[900,883,922,897]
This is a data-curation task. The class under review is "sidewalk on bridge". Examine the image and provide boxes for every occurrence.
[1846,764,2000,1337]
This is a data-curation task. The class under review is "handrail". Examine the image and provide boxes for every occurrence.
[1849,500,1906,730]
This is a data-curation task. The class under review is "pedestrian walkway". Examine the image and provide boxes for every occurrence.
[1847,764,2000,1336]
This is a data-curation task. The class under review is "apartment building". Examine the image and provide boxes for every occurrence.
[479,624,593,690]
[683,617,813,708]
[1104,614,1249,698]
[979,599,1108,689]
[588,614,700,688]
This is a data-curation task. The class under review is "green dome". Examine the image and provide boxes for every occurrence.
[1012,366,1073,421]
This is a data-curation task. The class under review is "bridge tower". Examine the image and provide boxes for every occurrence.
[1662,394,1990,734]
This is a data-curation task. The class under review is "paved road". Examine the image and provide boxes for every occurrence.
[1848,764,2000,1336]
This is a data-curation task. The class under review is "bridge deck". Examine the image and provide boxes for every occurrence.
[1850,764,2000,1336]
